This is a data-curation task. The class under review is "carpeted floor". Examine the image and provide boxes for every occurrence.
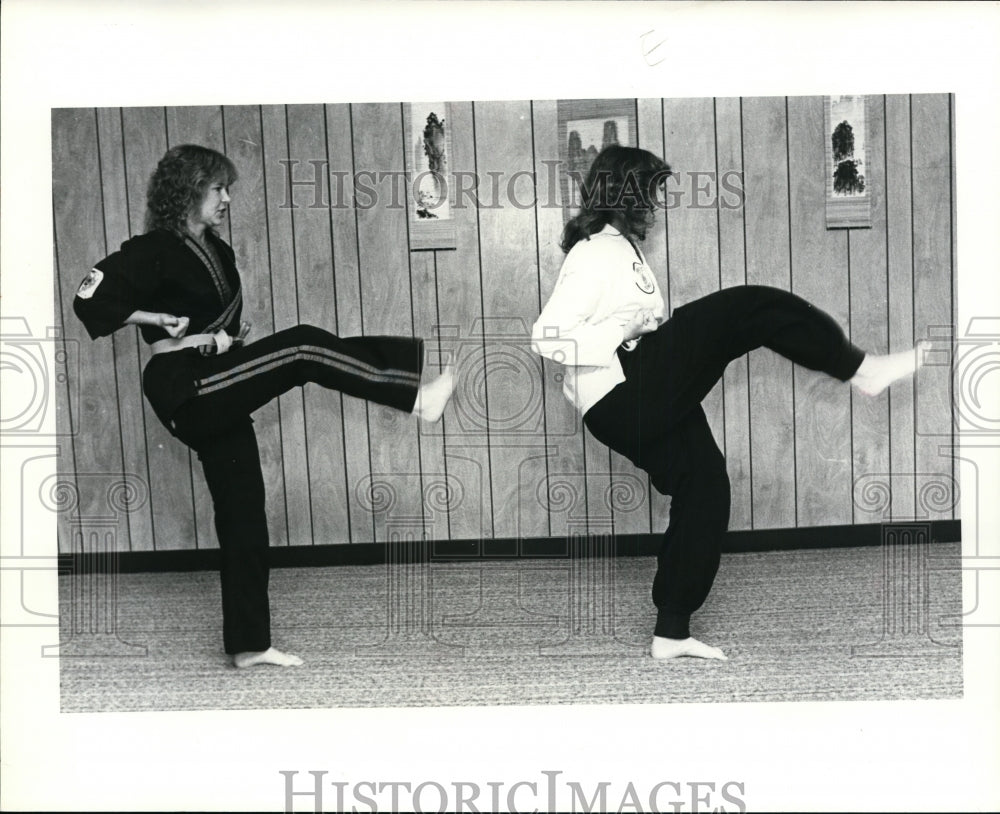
[58,544,963,712]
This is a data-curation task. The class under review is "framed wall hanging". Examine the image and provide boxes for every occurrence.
[557,98,639,223]
[404,101,457,250]
[825,94,873,229]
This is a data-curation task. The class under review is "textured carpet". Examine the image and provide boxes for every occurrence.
[58,544,963,712]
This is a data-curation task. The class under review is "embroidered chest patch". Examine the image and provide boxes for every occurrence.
[76,268,104,299]
[633,261,656,294]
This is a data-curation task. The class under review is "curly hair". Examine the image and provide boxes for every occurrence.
[144,144,238,234]
[560,145,671,254]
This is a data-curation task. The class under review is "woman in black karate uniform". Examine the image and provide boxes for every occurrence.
[74,144,454,668]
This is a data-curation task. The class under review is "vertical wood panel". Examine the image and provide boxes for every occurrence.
[165,107,225,156]
[53,263,75,553]
[163,105,227,550]
[787,96,853,526]
[222,104,288,548]
[121,106,197,551]
[949,94,957,523]
[885,95,917,520]
[433,100,493,541]
[325,103,374,543]
[911,93,954,522]
[409,252,450,541]
[95,108,155,551]
[474,100,549,540]
[636,97,672,535]
[716,97,753,531]
[848,96,892,524]
[742,96,796,529]
[286,103,350,545]
[531,99,560,539]
[353,102,423,542]
[52,109,120,551]
[532,100,586,540]
[401,113,450,541]
[260,104,312,547]
[663,97,726,471]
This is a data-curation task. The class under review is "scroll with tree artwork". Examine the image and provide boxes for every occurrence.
[405,102,457,250]
[826,94,872,228]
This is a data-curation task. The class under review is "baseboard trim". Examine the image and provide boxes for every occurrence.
[60,519,961,575]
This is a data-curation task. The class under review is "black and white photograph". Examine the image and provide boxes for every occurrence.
[2,2,999,812]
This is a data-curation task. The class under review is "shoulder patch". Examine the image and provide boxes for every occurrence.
[633,261,656,294]
[76,268,104,300]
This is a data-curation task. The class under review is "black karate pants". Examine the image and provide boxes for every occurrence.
[169,325,423,654]
[583,286,865,639]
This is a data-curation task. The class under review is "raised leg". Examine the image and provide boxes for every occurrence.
[413,364,455,423]
[186,326,426,435]
[851,340,931,396]
[639,286,867,424]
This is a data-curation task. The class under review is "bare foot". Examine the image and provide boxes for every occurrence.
[851,340,930,397]
[651,636,728,661]
[413,364,455,423]
[233,647,304,668]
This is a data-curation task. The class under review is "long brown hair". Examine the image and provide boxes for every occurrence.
[560,145,671,253]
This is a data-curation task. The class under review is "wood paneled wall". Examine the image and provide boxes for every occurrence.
[51,96,957,554]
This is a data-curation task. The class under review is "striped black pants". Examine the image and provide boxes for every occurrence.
[584,286,865,640]
[170,325,424,655]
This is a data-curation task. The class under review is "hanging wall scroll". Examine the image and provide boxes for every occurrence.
[557,98,639,223]
[825,94,872,229]
[404,101,457,250]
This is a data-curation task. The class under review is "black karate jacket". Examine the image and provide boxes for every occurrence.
[74,228,244,430]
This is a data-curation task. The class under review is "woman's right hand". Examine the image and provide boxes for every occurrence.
[158,313,189,338]
[622,309,659,342]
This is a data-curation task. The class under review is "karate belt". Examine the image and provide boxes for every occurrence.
[151,331,232,356]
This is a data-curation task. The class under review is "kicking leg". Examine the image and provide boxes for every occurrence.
[851,340,931,396]
[649,286,871,418]
[412,363,456,423]
[189,325,431,424]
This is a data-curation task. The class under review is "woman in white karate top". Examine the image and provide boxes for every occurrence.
[532,145,927,660]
